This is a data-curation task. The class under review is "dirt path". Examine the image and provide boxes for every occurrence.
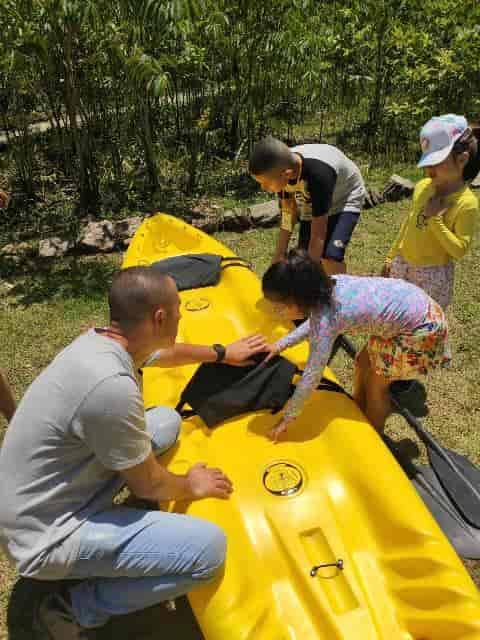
[0,116,83,147]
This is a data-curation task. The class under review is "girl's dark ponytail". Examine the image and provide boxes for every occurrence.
[453,125,480,182]
[468,124,480,182]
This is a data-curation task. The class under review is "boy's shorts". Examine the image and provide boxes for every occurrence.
[298,210,360,262]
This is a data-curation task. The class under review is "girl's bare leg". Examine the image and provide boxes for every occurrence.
[321,258,346,276]
[353,346,369,413]
[364,364,392,432]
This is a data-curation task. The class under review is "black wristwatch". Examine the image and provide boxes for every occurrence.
[212,343,226,363]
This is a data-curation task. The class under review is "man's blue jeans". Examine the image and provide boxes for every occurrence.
[47,407,226,628]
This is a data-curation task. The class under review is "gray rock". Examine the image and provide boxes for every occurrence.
[248,200,279,227]
[191,217,218,234]
[114,216,143,248]
[38,237,72,258]
[221,208,251,231]
[78,220,116,252]
[191,206,209,219]
[0,281,14,296]
[363,188,385,210]
[0,242,35,257]
[382,175,415,202]
[190,200,279,232]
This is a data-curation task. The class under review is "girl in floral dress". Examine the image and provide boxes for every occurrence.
[263,251,448,439]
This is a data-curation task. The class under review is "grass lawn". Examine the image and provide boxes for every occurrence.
[1,194,479,637]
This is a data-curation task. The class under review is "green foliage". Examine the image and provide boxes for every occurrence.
[1,0,479,220]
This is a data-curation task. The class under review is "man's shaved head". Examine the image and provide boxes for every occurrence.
[109,267,177,333]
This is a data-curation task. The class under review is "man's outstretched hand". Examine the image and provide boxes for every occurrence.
[224,334,269,366]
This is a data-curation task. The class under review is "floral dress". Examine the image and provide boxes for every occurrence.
[274,275,448,420]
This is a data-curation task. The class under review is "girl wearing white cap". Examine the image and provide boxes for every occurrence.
[382,114,479,310]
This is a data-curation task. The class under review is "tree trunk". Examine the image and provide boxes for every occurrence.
[365,9,389,149]
[139,97,159,190]
[63,23,98,210]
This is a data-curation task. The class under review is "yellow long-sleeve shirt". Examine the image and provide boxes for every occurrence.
[385,178,478,266]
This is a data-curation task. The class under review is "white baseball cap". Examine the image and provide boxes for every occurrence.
[417,114,469,168]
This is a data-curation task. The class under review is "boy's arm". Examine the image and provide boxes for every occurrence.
[273,193,297,263]
[274,229,292,264]
[306,162,336,263]
[309,216,328,263]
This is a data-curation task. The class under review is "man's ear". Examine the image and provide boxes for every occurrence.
[284,168,296,180]
[153,307,165,330]
[460,150,470,168]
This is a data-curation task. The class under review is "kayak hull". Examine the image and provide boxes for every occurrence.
[123,213,480,640]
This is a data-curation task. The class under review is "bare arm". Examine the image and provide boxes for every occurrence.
[273,228,293,263]
[121,453,233,502]
[308,216,328,264]
[145,344,218,368]
[145,335,268,368]
[275,319,311,353]
[273,197,297,263]
[0,370,15,422]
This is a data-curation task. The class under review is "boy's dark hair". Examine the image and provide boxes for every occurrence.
[453,126,480,181]
[262,250,334,314]
[249,137,296,175]
[109,266,175,332]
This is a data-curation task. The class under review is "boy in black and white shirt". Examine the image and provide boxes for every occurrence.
[249,138,365,275]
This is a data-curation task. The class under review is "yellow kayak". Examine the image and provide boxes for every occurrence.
[123,213,480,640]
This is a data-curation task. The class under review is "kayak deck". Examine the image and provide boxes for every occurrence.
[123,213,480,640]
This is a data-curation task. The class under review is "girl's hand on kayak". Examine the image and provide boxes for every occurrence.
[268,416,295,443]
[224,334,268,366]
[263,343,280,364]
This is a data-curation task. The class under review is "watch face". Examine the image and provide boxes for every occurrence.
[263,462,304,496]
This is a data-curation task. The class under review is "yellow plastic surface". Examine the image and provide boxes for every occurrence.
[123,214,480,640]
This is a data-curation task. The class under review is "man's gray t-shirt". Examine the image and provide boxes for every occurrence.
[0,330,152,577]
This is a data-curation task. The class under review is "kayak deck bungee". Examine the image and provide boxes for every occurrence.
[123,213,480,640]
